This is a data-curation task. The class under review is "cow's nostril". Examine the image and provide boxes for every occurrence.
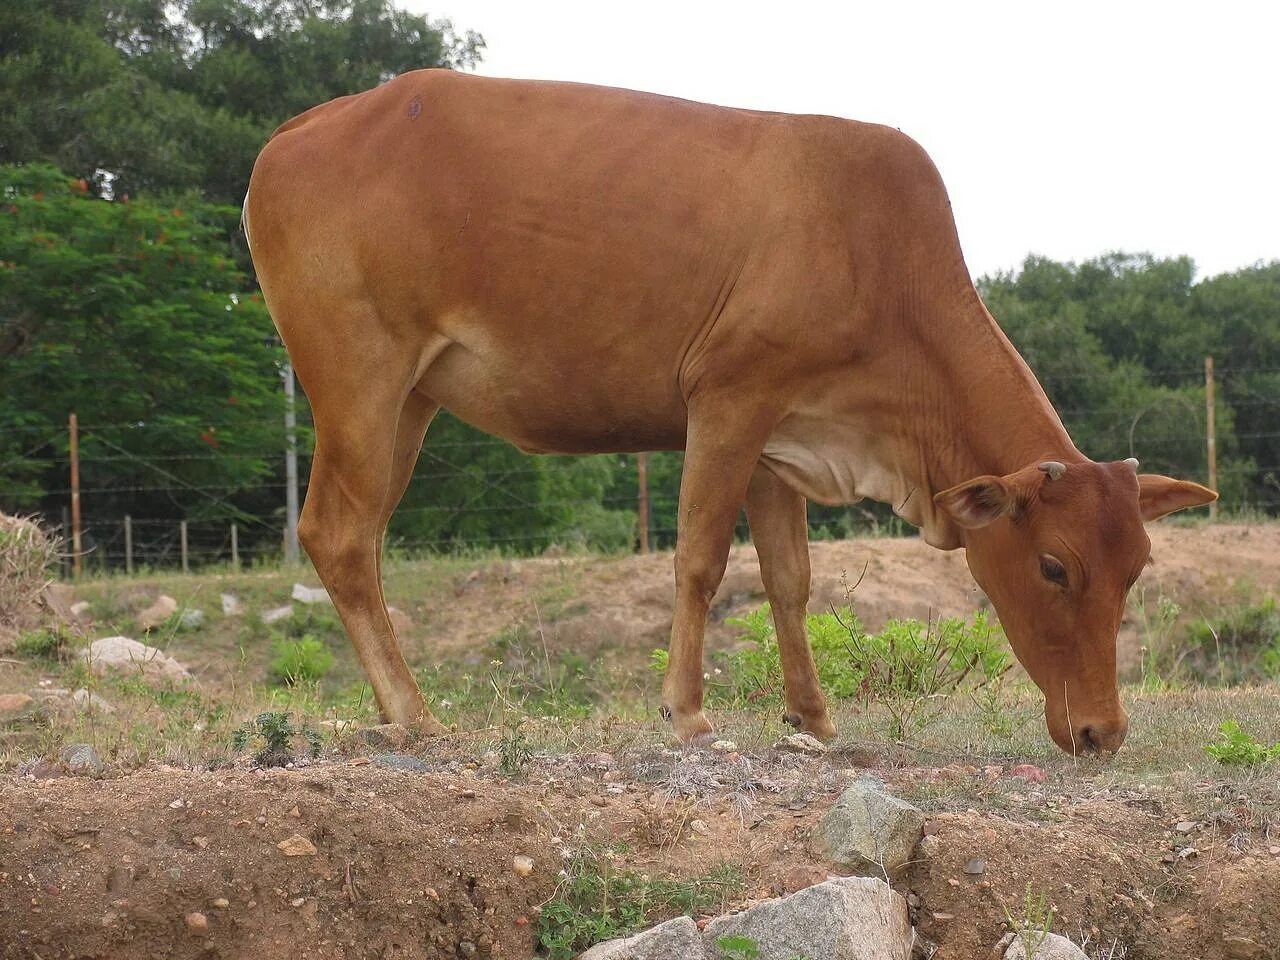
[1076,725,1101,754]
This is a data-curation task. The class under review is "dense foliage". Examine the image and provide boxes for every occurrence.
[1,1,1277,567]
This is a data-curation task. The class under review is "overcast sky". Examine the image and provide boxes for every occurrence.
[411,1,1278,282]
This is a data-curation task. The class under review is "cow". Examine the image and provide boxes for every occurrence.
[243,69,1215,755]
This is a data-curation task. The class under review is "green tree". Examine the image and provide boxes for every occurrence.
[0,163,286,534]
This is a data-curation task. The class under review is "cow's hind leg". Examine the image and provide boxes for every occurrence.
[662,397,776,743]
[745,465,836,740]
[291,326,444,734]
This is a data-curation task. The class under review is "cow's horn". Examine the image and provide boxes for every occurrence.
[1123,457,1139,472]
[1038,461,1067,481]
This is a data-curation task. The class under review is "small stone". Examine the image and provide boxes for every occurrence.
[185,912,208,934]
[932,912,955,921]
[1175,821,1198,833]
[458,942,476,958]
[289,806,301,818]
[690,819,711,836]
[0,693,36,721]
[710,740,737,752]
[291,583,331,605]
[947,878,960,887]
[512,855,534,877]
[177,608,204,629]
[220,594,243,616]
[210,898,229,909]
[261,605,293,625]
[277,834,317,857]
[963,857,985,875]
[168,798,186,810]
[1009,764,1046,784]
[1268,846,1280,856]
[290,897,306,907]
[424,887,439,901]
[138,595,179,630]
[774,732,827,757]
[192,836,209,849]
[812,776,925,878]
[60,744,104,777]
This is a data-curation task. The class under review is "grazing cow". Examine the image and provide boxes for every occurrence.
[244,70,1215,755]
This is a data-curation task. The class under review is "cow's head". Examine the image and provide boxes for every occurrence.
[935,459,1215,755]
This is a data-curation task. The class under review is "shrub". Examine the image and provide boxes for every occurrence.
[269,635,334,686]
[15,626,69,660]
[1188,599,1280,685]
[231,711,322,767]
[1204,720,1280,765]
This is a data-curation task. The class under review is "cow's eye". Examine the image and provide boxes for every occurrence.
[1040,555,1068,586]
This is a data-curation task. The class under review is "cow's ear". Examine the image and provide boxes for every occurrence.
[934,475,1017,529]
[1138,475,1217,521]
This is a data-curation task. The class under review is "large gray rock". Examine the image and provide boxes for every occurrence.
[1000,932,1089,960]
[578,916,705,960]
[81,636,191,682]
[812,776,925,877]
[702,876,912,960]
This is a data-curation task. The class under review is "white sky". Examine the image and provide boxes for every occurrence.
[413,1,1279,282]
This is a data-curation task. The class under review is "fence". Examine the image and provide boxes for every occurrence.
[4,358,1280,576]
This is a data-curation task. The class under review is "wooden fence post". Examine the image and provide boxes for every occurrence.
[637,452,650,554]
[1205,356,1218,520]
[180,520,189,574]
[124,515,133,575]
[230,523,239,569]
[69,413,82,578]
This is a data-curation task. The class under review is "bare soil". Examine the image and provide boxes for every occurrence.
[4,522,1280,958]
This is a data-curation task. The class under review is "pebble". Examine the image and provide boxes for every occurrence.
[1269,846,1280,856]
[690,819,711,836]
[289,806,301,818]
[168,799,186,809]
[1175,821,1198,833]
[60,744,104,776]
[963,857,985,875]
[277,834,317,857]
[290,897,306,907]
[185,912,208,934]
[210,898,230,909]
[710,740,738,752]
[512,855,534,877]
[773,733,827,757]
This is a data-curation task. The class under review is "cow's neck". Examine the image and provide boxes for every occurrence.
[871,287,1082,549]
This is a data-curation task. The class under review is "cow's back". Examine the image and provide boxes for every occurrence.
[246,70,969,452]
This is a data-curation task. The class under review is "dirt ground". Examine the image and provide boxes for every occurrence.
[3,522,1280,958]
[3,738,1278,960]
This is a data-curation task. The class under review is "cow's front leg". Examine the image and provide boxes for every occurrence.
[662,398,774,743]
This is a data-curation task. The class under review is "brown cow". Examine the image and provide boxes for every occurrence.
[244,69,1214,755]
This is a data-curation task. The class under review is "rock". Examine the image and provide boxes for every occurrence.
[370,752,431,773]
[69,600,92,621]
[512,855,534,877]
[774,732,828,756]
[0,692,35,721]
[261,605,294,625]
[690,819,711,836]
[964,857,985,875]
[177,608,204,629]
[1175,820,1198,833]
[1000,931,1089,960]
[60,743,104,776]
[72,688,114,713]
[276,834,317,857]
[81,636,191,682]
[185,911,209,934]
[812,777,925,878]
[710,739,738,752]
[209,898,230,909]
[138,595,179,630]
[17,758,64,779]
[1009,764,1046,784]
[220,593,243,616]
[578,916,706,960]
[291,583,331,605]
[702,876,912,959]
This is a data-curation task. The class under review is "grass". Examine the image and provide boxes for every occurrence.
[536,844,745,959]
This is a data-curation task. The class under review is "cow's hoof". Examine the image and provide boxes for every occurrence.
[664,706,714,744]
[783,711,838,741]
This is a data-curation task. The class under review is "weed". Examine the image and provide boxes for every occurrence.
[536,846,744,959]
[715,935,812,960]
[269,635,334,686]
[1133,591,1185,690]
[1187,598,1280,684]
[498,720,534,776]
[15,626,71,661]
[1203,720,1280,765]
[1002,883,1056,956]
[231,711,322,767]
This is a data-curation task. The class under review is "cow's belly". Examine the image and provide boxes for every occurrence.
[419,336,689,454]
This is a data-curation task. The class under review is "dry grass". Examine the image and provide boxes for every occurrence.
[0,512,59,633]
